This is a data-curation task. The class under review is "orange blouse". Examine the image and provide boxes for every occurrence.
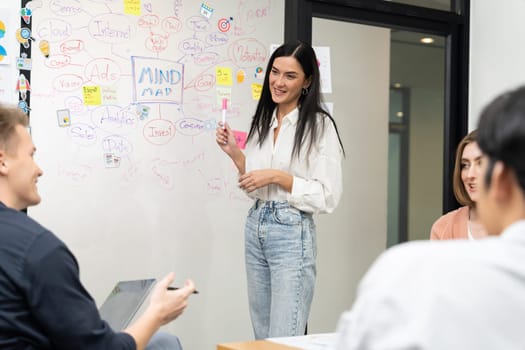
[430,206,469,240]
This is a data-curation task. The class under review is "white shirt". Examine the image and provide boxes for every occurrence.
[335,220,525,350]
[244,107,343,214]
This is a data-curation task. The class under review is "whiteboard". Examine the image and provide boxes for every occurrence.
[28,1,283,348]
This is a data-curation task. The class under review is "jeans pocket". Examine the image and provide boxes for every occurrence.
[273,206,302,225]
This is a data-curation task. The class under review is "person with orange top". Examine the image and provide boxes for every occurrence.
[430,130,488,240]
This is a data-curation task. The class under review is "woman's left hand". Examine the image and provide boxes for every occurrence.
[239,170,274,192]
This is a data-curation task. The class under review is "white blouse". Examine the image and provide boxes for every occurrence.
[244,107,343,214]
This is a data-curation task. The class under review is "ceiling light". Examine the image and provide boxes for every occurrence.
[420,37,434,44]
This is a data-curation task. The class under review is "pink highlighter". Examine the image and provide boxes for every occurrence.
[221,98,227,130]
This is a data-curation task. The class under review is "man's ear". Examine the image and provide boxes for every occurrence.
[491,161,514,204]
[0,151,8,176]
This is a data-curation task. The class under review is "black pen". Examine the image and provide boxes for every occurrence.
[167,286,199,294]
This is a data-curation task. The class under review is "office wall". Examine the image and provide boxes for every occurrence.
[311,18,390,330]
[469,0,525,128]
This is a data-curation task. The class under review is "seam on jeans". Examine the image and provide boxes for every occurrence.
[291,214,308,336]
[258,205,266,245]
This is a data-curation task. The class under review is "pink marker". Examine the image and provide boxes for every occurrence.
[221,98,228,129]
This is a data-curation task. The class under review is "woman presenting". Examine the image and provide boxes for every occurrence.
[216,41,344,339]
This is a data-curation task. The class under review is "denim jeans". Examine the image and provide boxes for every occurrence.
[245,200,317,339]
[145,332,183,350]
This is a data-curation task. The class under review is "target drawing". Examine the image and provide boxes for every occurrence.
[218,17,231,32]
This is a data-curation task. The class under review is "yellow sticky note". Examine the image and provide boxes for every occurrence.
[251,83,262,100]
[124,0,141,15]
[82,86,102,105]
[216,66,233,86]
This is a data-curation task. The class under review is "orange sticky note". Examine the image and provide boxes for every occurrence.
[236,69,245,83]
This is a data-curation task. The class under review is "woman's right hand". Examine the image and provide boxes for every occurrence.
[216,122,238,156]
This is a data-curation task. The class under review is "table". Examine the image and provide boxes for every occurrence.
[217,340,300,350]
[217,333,336,350]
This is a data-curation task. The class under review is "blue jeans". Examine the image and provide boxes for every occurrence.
[146,332,183,350]
[245,200,317,339]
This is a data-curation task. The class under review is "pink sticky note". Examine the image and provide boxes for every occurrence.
[233,130,247,149]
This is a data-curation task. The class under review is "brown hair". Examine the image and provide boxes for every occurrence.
[452,130,478,207]
[0,103,29,155]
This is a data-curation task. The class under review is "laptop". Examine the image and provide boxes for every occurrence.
[98,278,156,330]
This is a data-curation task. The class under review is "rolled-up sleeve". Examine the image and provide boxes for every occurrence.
[288,121,343,214]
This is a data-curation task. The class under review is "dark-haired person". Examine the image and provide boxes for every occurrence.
[216,41,344,339]
[0,103,196,350]
[334,86,525,349]
[430,130,488,240]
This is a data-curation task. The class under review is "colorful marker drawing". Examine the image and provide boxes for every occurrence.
[28,0,279,198]
[0,20,5,38]
[0,45,6,62]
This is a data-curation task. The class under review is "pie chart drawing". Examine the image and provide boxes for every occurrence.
[0,45,7,62]
[0,21,5,39]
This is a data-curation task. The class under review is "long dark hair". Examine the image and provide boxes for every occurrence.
[247,41,344,159]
